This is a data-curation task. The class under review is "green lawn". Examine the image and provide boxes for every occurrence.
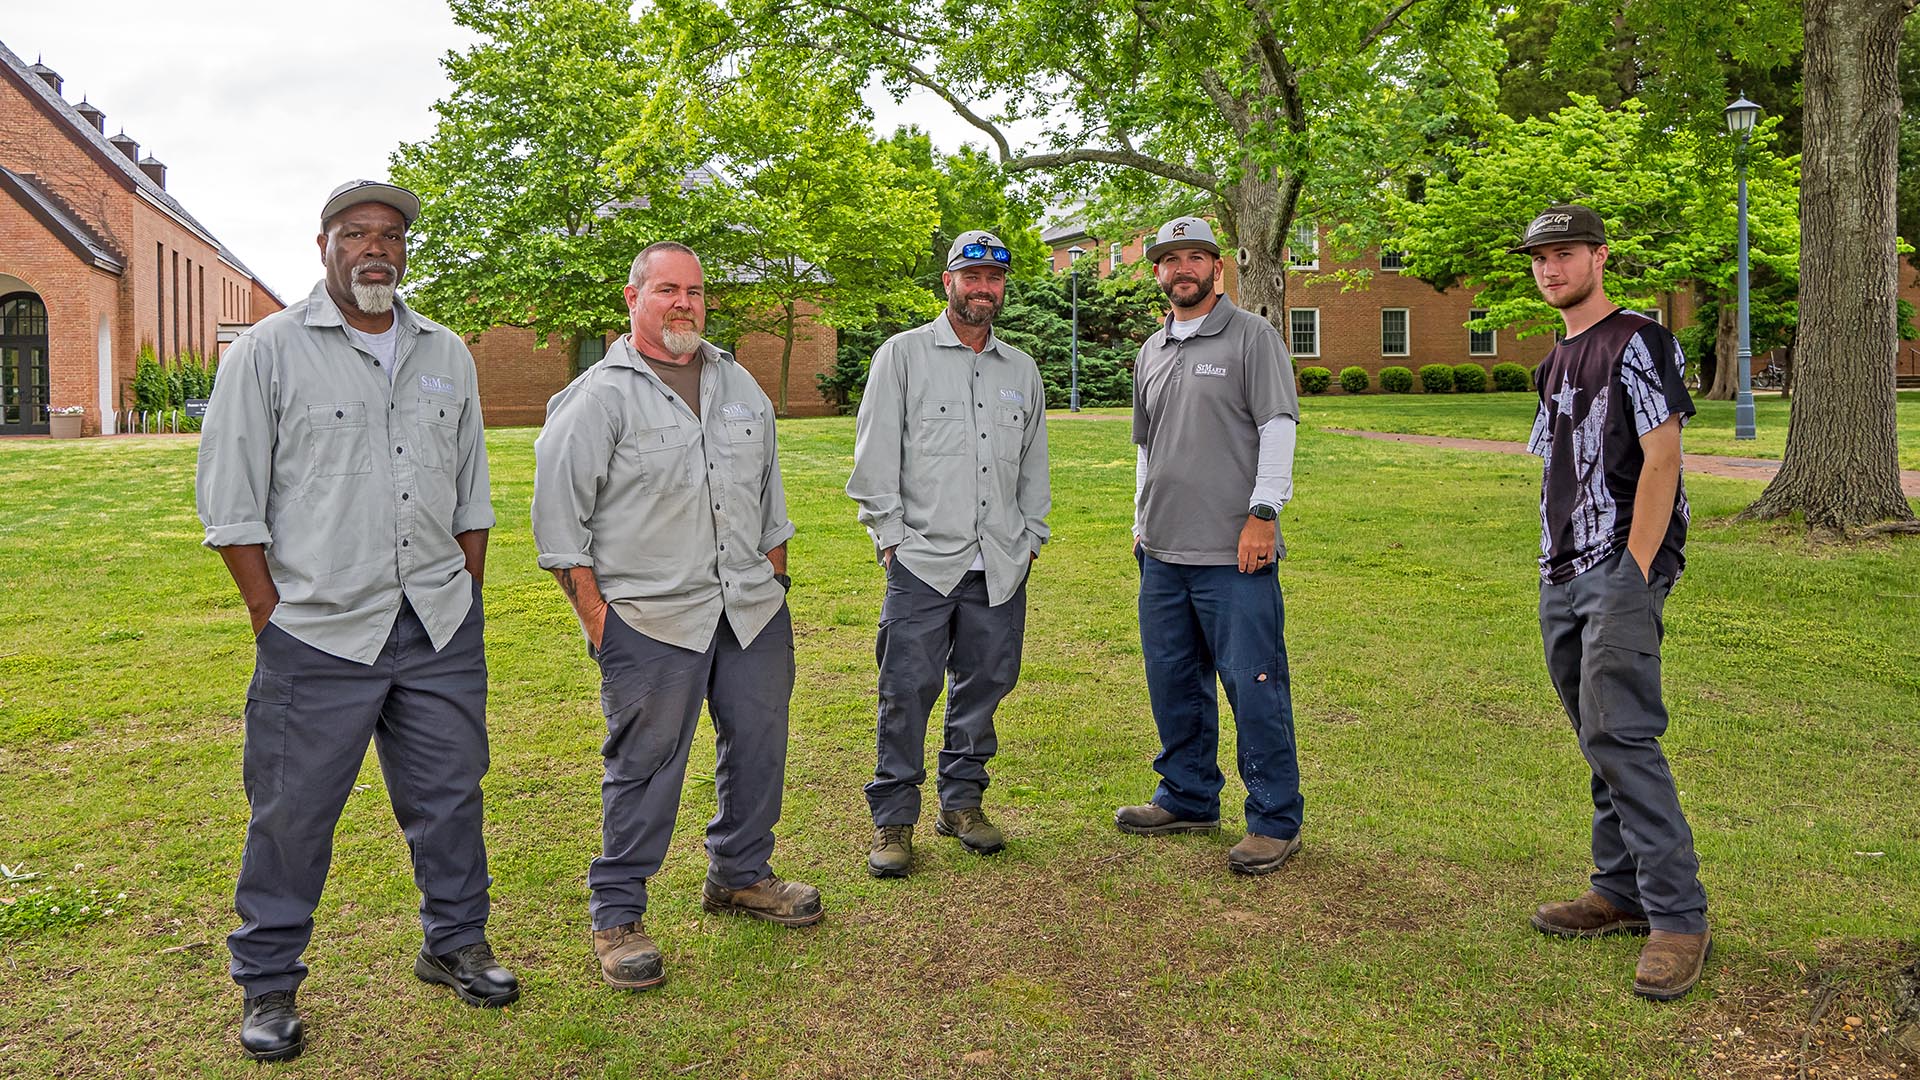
[1,415,1916,1078]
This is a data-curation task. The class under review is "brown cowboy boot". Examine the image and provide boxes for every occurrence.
[1634,929,1713,1001]
[592,921,665,991]
[1530,889,1652,938]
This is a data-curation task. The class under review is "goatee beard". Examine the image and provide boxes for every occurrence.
[662,326,703,354]
[350,282,396,314]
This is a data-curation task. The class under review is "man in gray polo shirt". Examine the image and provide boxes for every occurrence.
[1115,216,1306,876]
[847,229,1051,878]
[532,241,820,993]
[197,180,517,1064]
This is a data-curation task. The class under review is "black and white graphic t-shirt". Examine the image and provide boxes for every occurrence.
[1527,309,1694,585]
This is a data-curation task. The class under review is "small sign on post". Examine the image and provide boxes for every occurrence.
[185,399,210,420]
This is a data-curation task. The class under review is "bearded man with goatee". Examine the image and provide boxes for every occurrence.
[847,230,1051,878]
[196,180,514,1064]
[1115,215,1307,878]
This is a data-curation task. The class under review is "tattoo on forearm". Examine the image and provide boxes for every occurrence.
[554,568,580,602]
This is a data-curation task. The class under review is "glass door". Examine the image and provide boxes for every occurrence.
[0,294,50,434]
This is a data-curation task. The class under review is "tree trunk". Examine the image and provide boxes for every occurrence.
[1744,0,1916,528]
[776,301,796,418]
[1218,170,1300,337]
[1705,298,1739,400]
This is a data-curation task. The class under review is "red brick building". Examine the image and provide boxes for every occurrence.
[0,40,283,435]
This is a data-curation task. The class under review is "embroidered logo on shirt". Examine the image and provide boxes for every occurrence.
[418,374,455,396]
[999,388,1025,406]
[1193,363,1229,378]
[721,401,756,421]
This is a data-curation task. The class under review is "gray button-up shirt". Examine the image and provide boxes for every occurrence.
[531,335,794,653]
[847,312,1050,606]
[195,281,495,664]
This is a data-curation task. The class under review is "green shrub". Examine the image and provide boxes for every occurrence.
[1298,366,1333,394]
[1453,363,1488,393]
[1491,362,1531,392]
[1418,364,1454,393]
[1338,366,1369,394]
[1379,366,1415,393]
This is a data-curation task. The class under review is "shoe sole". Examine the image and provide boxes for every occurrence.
[413,955,521,1008]
[701,897,825,928]
[601,967,667,992]
[1529,913,1654,939]
[241,1038,304,1063]
[933,818,1005,855]
[1228,840,1301,876]
[867,859,910,879]
[1115,817,1220,836]
[1633,933,1714,1001]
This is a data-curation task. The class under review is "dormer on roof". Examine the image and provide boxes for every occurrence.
[108,130,138,163]
[28,55,59,95]
[74,98,104,132]
[136,154,166,190]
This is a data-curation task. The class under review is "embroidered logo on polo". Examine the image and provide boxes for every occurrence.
[418,374,455,395]
[1194,363,1229,378]
[721,401,756,421]
[998,388,1025,405]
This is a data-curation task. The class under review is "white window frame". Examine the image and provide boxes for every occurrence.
[1288,308,1320,358]
[1109,241,1123,269]
[1379,249,1406,271]
[1467,308,1497,357]
[1288,220,1319,270]
[1638,307,1663,324]
[1380,308,1410,357]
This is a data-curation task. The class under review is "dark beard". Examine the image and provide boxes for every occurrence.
[949,294,1002,327]
[1160,276,1211,309]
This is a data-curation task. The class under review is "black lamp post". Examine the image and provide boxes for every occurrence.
[1067,245,1087,411]
[1725,93,1762,440]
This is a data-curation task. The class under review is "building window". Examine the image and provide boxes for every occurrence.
[156,244,165,355]
[172,250,181,359]
[1289,308,1319,357]
[1638,307,1662,324]
[1288,220,1318,270]
[198,266,206,353]
[1468,308,1497,356]
[185,257,194,355]
[1109,241,1123,270]
[1380,308,1410,356]
[1379,250,1405,271]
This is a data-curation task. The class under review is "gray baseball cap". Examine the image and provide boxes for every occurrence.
[946,229,1012,272]
[1145,216,1221,262]
[1509,204,1607,253]
[321,180,421,228]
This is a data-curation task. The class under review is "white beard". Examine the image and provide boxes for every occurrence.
[350,282,396,314]
[662,326,703,355]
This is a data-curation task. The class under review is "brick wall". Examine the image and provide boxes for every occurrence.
[733,303,837,417]
[465,326,576,427]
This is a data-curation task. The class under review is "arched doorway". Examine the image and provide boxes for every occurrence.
[1,292,50,435]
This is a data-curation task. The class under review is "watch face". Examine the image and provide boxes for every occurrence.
[1252,505,1277,520]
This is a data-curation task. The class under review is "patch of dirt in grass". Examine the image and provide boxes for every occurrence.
[1685,940,1919,1079]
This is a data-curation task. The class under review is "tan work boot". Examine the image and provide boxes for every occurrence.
[591,921,665,991]
[1114,803,1219,835]
[1530,889,1652,939]
[868,824,913,879]
[1227,832,1301,875]
[701,874,825,927]
[1634,929,1713,1000]
[936,807,1005,855]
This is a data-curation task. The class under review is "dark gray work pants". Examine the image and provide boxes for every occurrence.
[1539,548,1708,934]
[229,592,492,993]
[588,606,794,931]
[866,564,1026,826]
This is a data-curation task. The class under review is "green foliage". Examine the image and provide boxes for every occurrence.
[1491,362,1532,392]
[1380,366,1415,393]
[0,876,124,943]
[131,345,214,429]
[1339,366,1370,394]
[1453,363,1488,393]
[1299,367,1333,394]
[132,344,166,415]
[1419,364,1455,393]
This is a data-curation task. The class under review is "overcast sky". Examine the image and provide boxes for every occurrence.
[1,0,1019,302]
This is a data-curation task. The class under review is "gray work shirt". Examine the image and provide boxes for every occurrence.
[1132,295,1298,565]
[195,281,495,664]
[531,335,794,653]
[847,312,1050,606]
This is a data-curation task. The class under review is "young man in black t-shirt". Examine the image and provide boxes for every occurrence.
[1513,205,1710,1001]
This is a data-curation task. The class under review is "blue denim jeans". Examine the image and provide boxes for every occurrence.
[1137,551,1303,839]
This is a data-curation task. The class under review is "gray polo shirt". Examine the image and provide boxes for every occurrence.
[847,312,1050,606]
[1132,295,1298,565]
[195,281,495,664]
[531,335,794,653]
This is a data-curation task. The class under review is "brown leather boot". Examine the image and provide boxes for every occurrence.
[592,921,665,991]
[1227,833,1301,875]
[1634,929,1712,1000]
[701,874,824,927]
[1530,889,1652,938]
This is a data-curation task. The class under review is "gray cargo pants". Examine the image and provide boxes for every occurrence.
[229,591,492,993]
[588,605,795,930]
[866,563,1026,826]
[1539,547,1707,934]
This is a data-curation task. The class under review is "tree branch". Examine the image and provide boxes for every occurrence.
[1005,147,1219,193]
[1352,0,1424,57]
[895,61,1013,160]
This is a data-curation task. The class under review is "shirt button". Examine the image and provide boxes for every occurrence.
[439,409,445,418]
[335,410,344,419]
[981,466,987,473]
[720,544,726,551]
[396,446,404,454]
[401,492,409,501]
[401,539,409,547]
[980,433,986,439]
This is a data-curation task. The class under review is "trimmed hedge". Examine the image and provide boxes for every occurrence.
[1299,366,1333,394]
[1453,363,1488,393]
[1338,366,1369,394]
[1380,366,1415,393]
[1491,362,1531,392]
[1418,364,1454,393]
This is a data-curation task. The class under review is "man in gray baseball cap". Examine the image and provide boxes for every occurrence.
[320,179,422,229]
[847,226,1050,877]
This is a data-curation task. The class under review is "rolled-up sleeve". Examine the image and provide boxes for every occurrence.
[1018,372,1051,550]
[196,335,276,549]
[758,415,796,553]
[531,388,616,570]
[451,367,496,535]
[846,342,908,551]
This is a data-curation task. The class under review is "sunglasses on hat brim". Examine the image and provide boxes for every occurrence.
[956,243,1011,265]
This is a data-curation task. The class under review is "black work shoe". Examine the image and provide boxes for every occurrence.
[414,940,521,1008]
[936,807,1006,855]
[239,989,303,1063]
[1114,802,1220,835]
[869,824,913,878]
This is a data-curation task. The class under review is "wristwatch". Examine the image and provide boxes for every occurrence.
[1249,503,1278,521]
[775,573,792,591]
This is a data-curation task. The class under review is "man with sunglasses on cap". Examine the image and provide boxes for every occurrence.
[196,180,515,1062]
[1115,215,1305,877]
[847,230,1051,878]
[1513,204,1710,1001]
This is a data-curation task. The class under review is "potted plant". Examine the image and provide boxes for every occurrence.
[48,405,85,439]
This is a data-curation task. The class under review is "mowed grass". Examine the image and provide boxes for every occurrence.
[0,412,1916,1079]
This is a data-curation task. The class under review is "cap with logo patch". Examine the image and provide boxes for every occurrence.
[1145,216,1221,262]
[321,180,421,229]
[1509,204,1606,254]
[946,230,1013,272]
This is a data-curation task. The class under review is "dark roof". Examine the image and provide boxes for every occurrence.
[0,166,124,272]
[0,37,281,305]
